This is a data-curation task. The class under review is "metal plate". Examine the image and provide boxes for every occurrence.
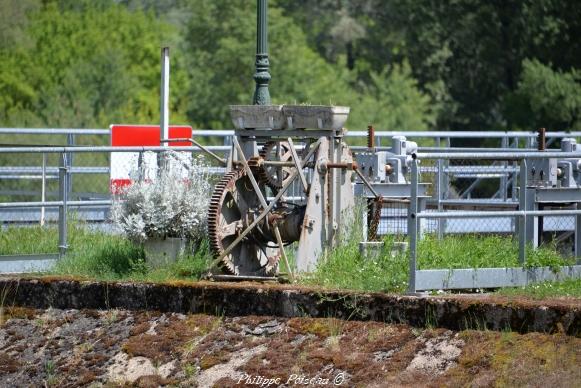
[415,265,581,291]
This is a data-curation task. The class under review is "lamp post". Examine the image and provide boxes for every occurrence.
[252,0,271,105]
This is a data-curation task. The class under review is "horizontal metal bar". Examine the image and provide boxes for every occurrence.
[0,146,231,153]
[3,127,581,139]
[414,151,581,160]
[346,131,581,139]
[0,128,230,136]
[0,146,204,154]
[420,166,519,173]
[0,253,59,262]
[425,199,518,206]
[418,147,539,152]
[0,128,108,135]
[415,265,581,291]
[0,254,59,273]
[352,145,536,153]
[0,175,58,180]
[0,200,111,208]
[416,209,581,219]
[0,167,109,174]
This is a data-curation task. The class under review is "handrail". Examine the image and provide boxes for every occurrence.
[2,127,581,139]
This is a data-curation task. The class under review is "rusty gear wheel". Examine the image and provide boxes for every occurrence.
[207,169,280,275]
[258,141,294,190]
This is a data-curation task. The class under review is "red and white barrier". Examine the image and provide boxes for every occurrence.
[109,124,192,193]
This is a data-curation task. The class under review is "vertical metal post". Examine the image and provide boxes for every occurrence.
[137,151,144,181]
[328,137,338,244]
[511,137,518,201]
[252,0,271,105]
[159,47,170,172]
[437,159,444,239]
[436,137,443,239]
[407,158,419,294]
[362,202,368,242]
[518,159,527,264]
[160,47,170,142]
[40,153,46,226]
[442,137,450,232]
[501,136,508,201]
[58,153,69,257]
[575,202,581,264]
[66,133,74,198]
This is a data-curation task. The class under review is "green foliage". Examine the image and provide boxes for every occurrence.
[418,234,572,271]
[496,278,581,299]
[185,1,345,127]
[305,227,572,294]
[57,226,211,282]
[505,59,581,131]
[0,0,188,128]
[348,62,436,131]
[278,0,581,133]
[127,239,212,283]
[0,0,434,132]
[0,223,211,281]
[0,0,40,49]
[2,224,578,297]
[0,224,59,255]
[1,0,581,133]
[303,234,409,293]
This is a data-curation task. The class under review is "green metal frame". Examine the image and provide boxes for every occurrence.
[253,0,271,105]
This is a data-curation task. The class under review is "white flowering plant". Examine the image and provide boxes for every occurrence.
[111,151,213,243]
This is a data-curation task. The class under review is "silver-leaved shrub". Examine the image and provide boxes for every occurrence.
[111,151,212,242]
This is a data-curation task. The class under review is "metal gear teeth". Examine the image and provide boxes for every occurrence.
[208,169,243,274]
[258,141,292,191]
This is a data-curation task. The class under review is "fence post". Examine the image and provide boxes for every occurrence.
[574,135,581,263]
[159,46,170,172]
[40,153,46,226]
[518,159,527,264]
[437,162,444,239]
[407,158,419,294]
[501,135,508,201]
[67,133,74,198]
[436,137,444,239]
[58,153,69,257]
[442,137,450,231]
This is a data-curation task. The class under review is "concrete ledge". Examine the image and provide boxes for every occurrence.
[415,265,581,290]
[0,277,579,335]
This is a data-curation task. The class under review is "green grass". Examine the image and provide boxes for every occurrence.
[1,222,579,298]
[302,211,576,293]
[302,235,409,293]
[418,234,572,271]
[495,278,581,299]
[0,223,212,282]
[0,225,60,255]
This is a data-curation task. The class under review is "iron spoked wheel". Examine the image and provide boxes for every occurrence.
[259,141,294,191]
[207,169,279,276]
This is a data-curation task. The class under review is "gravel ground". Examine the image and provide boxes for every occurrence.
[0,307,579,387]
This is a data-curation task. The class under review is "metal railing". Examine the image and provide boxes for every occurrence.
[0,146,219,272]
[3,128,581,285]
[3,127,581,205]
[407,152,581,292]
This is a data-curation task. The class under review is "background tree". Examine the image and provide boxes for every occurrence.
[1,0,580,136]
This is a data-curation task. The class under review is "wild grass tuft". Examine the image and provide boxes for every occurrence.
[418,234,572,270]
[302,202,409,293]
[496,278,581,299]
[0,225,59,255]
[302,202,576,294]
[1,219,578,298]
[1,222,212,282]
